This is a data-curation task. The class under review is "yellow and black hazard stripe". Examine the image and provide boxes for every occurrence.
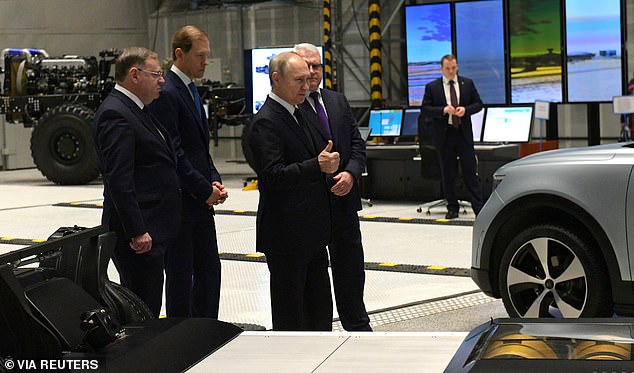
[53,202,474,226]
[369,0,382,108]
[322,0,333,89]
[0,236,470,277]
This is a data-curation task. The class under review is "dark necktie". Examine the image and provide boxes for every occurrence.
[293,107,316,153]
[188,81,202,119]
[449,80,460,128]
[309,91,332,138]
[142,106,166,142]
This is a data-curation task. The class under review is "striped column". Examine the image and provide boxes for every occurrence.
[323,0,333,89]
[369,0,382,107]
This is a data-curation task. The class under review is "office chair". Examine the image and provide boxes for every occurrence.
[416,144,470,215]
[359,126,373,207]
[416,145,471,215]
[415,114,470,215]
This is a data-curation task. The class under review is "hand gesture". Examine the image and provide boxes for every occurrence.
[331,171,354,196]
[206,182,229,208]
[130,232,152,254]
[212,181,229,205]
[318,140,340,174]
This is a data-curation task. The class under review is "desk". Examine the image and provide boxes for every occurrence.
[364,143,519,202]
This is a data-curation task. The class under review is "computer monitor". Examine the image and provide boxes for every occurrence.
[401,108,421,137]
[471,108,485,142]
[368,109,403,137]
[482,105,533,143]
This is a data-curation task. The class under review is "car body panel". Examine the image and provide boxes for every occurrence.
[473,142,634,299]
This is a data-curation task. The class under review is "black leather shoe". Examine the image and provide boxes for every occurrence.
[445,211,459,219]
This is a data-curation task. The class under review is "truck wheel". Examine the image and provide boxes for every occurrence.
[31,104,100,185]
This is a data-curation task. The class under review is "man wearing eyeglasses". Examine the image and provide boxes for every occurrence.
[93,47,180,317]
[149,25,227,319]
[295,43,372,331]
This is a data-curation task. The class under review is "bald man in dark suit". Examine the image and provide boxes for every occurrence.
[248,51,340,331]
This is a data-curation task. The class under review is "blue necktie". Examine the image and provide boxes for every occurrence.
[188,81,202,119]
[310,91,332,138]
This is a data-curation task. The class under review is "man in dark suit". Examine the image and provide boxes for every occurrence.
[294,43,372,331]
[93,47,181,317]
[248,51,340,331]
[421,54,484,219]
[150,25,227,318]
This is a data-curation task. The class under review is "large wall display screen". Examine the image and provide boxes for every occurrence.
[565,0,622,102]
[405,3,452,106]
[509,0,563,103]
[455,0,506,104]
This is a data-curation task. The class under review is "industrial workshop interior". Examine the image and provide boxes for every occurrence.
[2,0,634,372]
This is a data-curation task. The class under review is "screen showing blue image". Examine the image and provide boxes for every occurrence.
[566,0,623,102]
[368,109,403,137]
[244,46,323,114]
[405,3,452,106]
[401,108,421,137]
[482,106,533,143]
[455,0,506,104]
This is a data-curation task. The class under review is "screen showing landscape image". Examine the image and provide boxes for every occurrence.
[405,3,452,106]
[509,0,563,103]
[566,0,622,102]
[455,0,506,104]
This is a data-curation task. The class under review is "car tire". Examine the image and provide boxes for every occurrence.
[499,224,612,318]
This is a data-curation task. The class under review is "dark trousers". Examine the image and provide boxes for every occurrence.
[164,215,221,318]
[265,248,333,331]
[437,127,484,215]
[330,212,372,331]
[112,234,167,318]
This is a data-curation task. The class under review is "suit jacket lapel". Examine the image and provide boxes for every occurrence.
[145,110,178,165]
[133,107,176,164]
[267,98,316,155]
[435,79,448,107]
[299,100,329,144]
[458,76,467,107]
[112,90,176,165]
[170,71,209,143]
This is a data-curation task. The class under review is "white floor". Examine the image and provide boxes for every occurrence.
[0,167,505,372]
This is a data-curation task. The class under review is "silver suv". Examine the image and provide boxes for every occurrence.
[472,142,634,318]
